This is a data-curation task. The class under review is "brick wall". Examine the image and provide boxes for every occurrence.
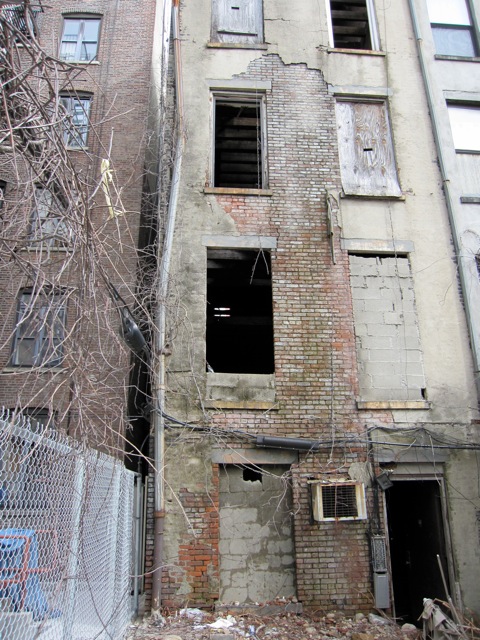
[159,54,395,613]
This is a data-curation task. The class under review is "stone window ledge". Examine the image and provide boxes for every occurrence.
[207,42,268,50]
[204,187,273,197]
[357,400,431,410]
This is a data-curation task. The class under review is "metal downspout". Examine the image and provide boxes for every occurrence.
[407,0,480,400]
[152,0,184,610]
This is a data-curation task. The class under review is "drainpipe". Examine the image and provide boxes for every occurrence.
[151,0,184,610]
[407,0,480,400]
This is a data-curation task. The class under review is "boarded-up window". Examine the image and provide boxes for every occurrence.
[349,255,426,402]
[336,100,401,197]
[211,0,263,44]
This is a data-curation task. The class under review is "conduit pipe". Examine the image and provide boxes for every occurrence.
[407,0,480,399]
[151,0,185,610]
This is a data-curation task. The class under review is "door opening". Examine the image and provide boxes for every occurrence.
[385,479,450,624]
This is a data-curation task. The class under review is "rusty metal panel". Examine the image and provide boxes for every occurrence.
[336,100,401,197]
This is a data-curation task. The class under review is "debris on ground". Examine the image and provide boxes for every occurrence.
[126,607,422,640]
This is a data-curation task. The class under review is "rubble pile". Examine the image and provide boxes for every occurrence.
[126,608,420,640]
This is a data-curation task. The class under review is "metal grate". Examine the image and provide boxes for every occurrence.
[0,409,139,640]
[371,535,387,572]
[322,484,358,518]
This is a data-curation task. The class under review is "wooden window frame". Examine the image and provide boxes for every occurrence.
[59,94,92,149]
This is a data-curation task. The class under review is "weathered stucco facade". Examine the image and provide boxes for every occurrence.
[147,0,480,622]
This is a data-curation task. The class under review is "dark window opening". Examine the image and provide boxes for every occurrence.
[207,248,274,374]
[322,484,358,518]
[214,99,264,189]
[330,0,372,50]
[243,466,263,483]
[0,180,5,210]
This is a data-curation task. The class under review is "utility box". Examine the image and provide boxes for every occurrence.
[374,573,390,609]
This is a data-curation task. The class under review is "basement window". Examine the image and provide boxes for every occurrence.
[206,248,274,374]
[312,482,367,521]
[327,0,380,50]
[213,94,266,189]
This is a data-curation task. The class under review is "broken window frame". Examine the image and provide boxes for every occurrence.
[426,0,478,58]
[10,289,67,368]
[206,247,274,374]
[211,92,268,190]
[211,0,264,45]
[311,482,367,522]
[326,0,380,51]
[59,94,92,149]
[59,15,102,62]
[28,186,72,249]
[335,98,401,197]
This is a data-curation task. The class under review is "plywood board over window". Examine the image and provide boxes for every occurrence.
[211,0,263,44]
[336,100,401,197]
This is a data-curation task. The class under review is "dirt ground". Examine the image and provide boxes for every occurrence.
[126,608,420,640]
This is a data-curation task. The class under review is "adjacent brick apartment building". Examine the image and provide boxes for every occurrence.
[0,0,156,450]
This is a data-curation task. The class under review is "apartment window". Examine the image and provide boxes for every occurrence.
[426,0,477,57]
[211,0,263,44]
[327,0,380,50]
[213,94,266,189]
[29,187,70,247]
[336,100,401,197]
[0,180,5,210]
[60,95,91,148]
[11,290,67,368]
[206,249,274,373]
[59,16,101,62]
[448,105,480,152]
[21,408,55,433]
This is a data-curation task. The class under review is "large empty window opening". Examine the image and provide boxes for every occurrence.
[327,0,379,50]
[207,248,274,374]
[214,95,266,189]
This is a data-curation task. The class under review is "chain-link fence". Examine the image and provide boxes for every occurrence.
[0,409,141,640]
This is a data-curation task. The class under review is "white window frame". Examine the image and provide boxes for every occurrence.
[326,0,380,51]
[426,0,477,58]
[60,95,91,149]
[448,104,480,153]
[11,290,67,368]
[311,482,367,522]
[59,15,101,62]
[211,91,268,189]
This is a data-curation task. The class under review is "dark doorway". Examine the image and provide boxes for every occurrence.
[386,479,450,624]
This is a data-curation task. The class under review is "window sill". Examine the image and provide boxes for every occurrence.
[357,400,431,410]
[340,192,405,201]
[2,366,65,374]
[204,187,273,197]
[204,400,277,410]
[207,42,268,50]
[327,48,385,56]
[60,60,100,65]
[434,54,480,63]
[461,196,480,203]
